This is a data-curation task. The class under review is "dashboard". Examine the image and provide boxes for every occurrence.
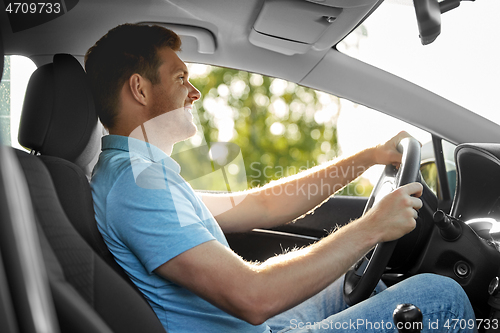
[411,143,500,318]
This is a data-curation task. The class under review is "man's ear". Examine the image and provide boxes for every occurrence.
[128,73,150,106]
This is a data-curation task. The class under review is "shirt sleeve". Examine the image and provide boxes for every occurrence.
[106,161,216,274]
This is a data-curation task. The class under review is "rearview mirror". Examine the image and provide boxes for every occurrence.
[413,0,472,45]
[413,0,441,45]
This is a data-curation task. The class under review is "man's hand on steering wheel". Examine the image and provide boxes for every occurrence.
[361,182,423,244]
[368,131,423,242]
[373,131,415,167]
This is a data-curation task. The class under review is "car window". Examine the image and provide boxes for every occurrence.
[0,55,37,150]
[442,140,457,196]
[419,139,457,200]
[336,102,432,196]
[173,64,433,197]
[173,64,342,194]
[420,162,438,194]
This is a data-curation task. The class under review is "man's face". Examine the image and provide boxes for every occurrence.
[148,47,201,143]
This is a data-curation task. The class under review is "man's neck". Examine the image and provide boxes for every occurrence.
[122,123,175,156]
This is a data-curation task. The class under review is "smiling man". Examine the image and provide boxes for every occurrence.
[86,23,475,333]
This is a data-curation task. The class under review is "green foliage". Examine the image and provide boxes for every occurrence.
[172,64,371,196]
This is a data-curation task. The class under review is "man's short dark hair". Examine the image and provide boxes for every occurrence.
[85,23,182,129]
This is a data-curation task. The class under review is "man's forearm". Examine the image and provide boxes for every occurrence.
[209,147,377,233]
[248,147,377,228]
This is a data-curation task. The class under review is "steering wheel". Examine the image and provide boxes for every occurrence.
[343,137,421,306]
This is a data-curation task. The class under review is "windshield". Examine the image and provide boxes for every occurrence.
[338,0,500,125]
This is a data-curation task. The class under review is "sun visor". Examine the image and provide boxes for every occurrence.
[249,0,380,55]
[139,22,216,55]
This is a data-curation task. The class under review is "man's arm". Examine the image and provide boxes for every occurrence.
[202,131,411,233]
[155,182,423,325]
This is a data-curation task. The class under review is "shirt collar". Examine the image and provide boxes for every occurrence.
[101,135,181,173]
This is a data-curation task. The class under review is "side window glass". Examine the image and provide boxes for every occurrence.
[442,140,457,199]
[174,64,434,198]
[174,64,342,194]
[420,162,438,195]
[0,56,37,149]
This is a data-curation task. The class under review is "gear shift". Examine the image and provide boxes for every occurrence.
[393,303,423,333]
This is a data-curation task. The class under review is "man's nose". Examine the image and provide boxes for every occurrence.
[188,83,201,102]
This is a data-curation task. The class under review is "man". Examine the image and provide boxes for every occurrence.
[86,24,475,332]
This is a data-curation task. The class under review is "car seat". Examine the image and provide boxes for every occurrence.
[15,54,166,332]
[18,54,129,280]
[19,54,125,268]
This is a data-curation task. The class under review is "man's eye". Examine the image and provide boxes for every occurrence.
[179,76,185,82]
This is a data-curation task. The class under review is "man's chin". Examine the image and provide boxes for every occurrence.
[177,125,198,143]
[187,125,198,138]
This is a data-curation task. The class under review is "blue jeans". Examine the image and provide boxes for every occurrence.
[267,273,476,332]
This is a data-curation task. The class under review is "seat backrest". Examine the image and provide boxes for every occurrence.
[40,154,133,282]
[17,53,125,278]
[14,148,166,333]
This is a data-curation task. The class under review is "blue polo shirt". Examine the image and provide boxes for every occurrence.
[91,135,269,333]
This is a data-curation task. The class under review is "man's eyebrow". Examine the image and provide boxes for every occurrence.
[172,67,189,76]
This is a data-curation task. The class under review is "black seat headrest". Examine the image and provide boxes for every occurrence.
[18,54,98,164]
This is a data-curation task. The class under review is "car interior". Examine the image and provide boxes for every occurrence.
[2,0,500,332]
